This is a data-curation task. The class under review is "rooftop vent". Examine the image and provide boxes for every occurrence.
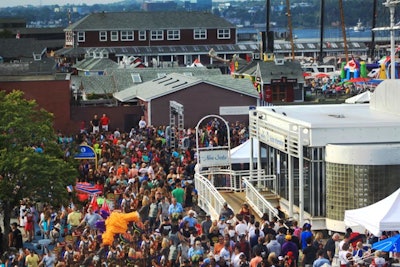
[329,114,345,118]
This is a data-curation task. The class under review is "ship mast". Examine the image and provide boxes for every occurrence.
[318,0,325,63]
[339,0,349,63]
[286,0,295,60]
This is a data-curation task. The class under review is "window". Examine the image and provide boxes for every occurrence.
[167,30,180,40]
[131,73,142,83]
[121,31,134,41]
[111,31,118,41]
[194,29,207,40]
[151,30,163,41]
[217,29,230,39]
[77,31,85,42]
[138,30,146,41]
[99,31,107,42]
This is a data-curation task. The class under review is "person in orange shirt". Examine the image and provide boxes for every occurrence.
[116,163,129,177]
[213,235,225,255]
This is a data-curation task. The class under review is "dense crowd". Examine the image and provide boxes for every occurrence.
[4,114,399,267]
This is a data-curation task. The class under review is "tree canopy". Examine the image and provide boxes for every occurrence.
[0,90,77,246]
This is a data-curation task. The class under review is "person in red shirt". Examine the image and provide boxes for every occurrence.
[100,113,110,132]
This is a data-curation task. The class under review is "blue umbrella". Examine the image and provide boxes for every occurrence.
[372,234,400,252]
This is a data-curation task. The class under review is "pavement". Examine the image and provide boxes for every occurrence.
[6,213,61,255]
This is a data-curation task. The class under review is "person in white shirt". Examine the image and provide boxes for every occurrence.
[235,215,249,239]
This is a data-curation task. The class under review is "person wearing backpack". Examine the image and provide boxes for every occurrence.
[121,193,132,213]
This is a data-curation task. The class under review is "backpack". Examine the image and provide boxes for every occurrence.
[81,240,90,254]
[123,199,132,213]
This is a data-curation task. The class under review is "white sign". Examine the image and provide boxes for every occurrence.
[199,150,229,167]
[259,127,286,151]
[220,106,254,115]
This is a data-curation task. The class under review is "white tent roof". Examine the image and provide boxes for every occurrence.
[230,138,266,164]
[344,187,400,236]
[345,91,372,104]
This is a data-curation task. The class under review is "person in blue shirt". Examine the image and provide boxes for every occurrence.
[313,249,331,267]
[301,223,313,250]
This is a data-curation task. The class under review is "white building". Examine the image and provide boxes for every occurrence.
[249,80,400,232]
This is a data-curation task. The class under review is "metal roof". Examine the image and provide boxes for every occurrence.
[55,43,258,57]
[113,72,258,102]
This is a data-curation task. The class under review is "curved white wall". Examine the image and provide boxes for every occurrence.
[326,143,400,165]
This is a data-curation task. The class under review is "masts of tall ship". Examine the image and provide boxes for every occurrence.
[339,0,349,63]
[319,0,325,63]
[286,0,295,60]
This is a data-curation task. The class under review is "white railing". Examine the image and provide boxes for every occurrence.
[198,168,266,191]
[195,168,279,221]
[194,172,228,221]
[242,177,280,220]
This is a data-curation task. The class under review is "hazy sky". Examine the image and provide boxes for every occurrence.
[0,0,121,8]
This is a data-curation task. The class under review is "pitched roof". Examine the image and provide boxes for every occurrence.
[0,38,63,59]
[73,58,118,71]
[71,75,115,95]
[71,66,222,94]
[66,11,234,31]
[237,60,305,83]
[113,72,258,102]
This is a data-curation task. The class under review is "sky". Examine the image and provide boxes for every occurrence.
[0,0,122,8]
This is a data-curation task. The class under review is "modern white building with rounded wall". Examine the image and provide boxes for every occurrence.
[249,80,400,232]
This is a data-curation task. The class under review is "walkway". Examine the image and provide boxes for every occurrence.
[219,191,261,222]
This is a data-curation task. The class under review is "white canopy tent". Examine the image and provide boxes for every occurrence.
[344,187,400,236]
[345,91,372,104]
[230,138,266,164]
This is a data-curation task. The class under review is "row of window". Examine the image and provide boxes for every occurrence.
[76,29,231,42]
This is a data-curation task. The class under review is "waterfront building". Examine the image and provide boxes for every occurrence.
[248,79,400,232]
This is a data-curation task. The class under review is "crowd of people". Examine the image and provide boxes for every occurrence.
[3,114,398,267]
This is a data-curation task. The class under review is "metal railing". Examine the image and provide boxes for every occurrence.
[194,168,279,221]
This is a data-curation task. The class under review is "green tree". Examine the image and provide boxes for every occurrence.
[0,90,77,249]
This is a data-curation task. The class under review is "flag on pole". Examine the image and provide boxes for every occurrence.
[90,195,99,211]
[101,200,110,213]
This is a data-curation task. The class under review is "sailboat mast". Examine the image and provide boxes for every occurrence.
[319,0,325,63]
[339,0,349,62]
[371,0,377,59]
[286,0,295,60]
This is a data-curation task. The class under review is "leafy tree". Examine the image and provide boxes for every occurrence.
[0,90,77,249]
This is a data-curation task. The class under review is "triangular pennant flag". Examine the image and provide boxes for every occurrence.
[101,200,110,213]
[90,195,99,211]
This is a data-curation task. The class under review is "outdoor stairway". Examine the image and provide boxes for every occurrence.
[257,187,281,209]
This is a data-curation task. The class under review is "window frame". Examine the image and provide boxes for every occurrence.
[138,30,146,41]
[150,30,164,41]
[99,31,107,42]
[77,31,85,42]
[217,29,230,39]
[111,31,119,41]
[120,30,134,41]
[194,29,207,40]
[167,29,180,41]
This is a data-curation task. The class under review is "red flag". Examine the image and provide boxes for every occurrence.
[90,195,99,211]
[101,200,110,213]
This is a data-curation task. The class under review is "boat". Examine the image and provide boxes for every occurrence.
[353,19,365,32]
[301,62,338,77]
